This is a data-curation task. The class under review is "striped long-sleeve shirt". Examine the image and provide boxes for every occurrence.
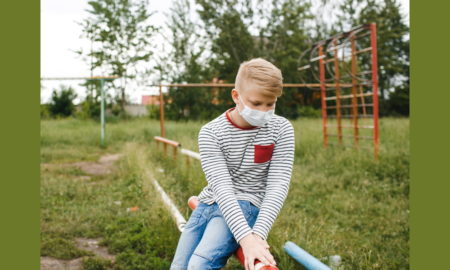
[197,107,295,243]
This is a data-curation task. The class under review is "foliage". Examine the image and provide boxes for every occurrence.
[297,105,322,118]
[82,257,112,270]
[77,80,102,119]
[77,0,158,113]
[335,0,409,115]
[41,104,51,119]
[261,0,315,118]
[48,85,77,118]
[159,0,409,119]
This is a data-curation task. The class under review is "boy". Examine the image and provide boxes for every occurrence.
[170,58,295,270]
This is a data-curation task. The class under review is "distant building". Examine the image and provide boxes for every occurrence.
[141,95,160,105]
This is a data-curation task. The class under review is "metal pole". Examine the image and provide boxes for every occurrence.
[333,39,343,144]
[159,85,165,138]
[351,35,360,147]
[319,45,328,147]
[159,85,167,154]
[100,79,105,147]
[370,23,380,159]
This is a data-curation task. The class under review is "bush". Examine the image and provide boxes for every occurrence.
[146,105,160,120]
[49,85,77,118]
[298,106,321,118]
[40,104,51,119]
[82,257,112,270]
[77,95,101,119]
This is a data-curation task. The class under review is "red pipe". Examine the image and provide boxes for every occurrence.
[319,45,328,147]
[370,23,380,159]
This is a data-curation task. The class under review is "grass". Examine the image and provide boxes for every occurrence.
[41,116,409,269]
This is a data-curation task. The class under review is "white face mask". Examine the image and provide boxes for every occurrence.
[236,94,276,127]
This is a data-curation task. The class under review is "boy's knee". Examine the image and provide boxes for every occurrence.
[187,252,214,270]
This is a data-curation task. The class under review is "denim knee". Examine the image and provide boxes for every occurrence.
[187,252,214,270]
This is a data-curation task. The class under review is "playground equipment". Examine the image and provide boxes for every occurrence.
[188,196,279,270]
[151,82,351,139]
[151,174,188,232]
[40,76,119,146]
[152,24,379,158]
[298,23,379,158]
[154,136,181,160]
[149,23,380,269]
[284,241,337,270]
[153,136,200,167]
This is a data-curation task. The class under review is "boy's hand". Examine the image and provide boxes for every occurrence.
[239,233,277,270]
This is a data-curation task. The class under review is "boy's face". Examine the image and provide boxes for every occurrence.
[232,82,277,112]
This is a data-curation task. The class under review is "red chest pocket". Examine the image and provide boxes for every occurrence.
[254,144,275,163]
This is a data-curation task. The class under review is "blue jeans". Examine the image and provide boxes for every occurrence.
[170,200,260,270]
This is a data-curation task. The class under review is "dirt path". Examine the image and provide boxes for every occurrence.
[41,153,122,176]
[41,154,121,269]
[40,238,116,270]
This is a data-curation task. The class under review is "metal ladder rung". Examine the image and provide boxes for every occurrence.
[327,103,373,109]
[325,92,373,100]
[328,114,374,119]
[328,134,374,140]
[326,124,374,129]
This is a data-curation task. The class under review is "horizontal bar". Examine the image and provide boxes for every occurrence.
[327,142,373,150]
[297,65,311,71]
[41,76,120,80]
[327,103,373,109]
[354,31,371,39]
[357,70,373,76]
[150,83,354,88]
[324,92,372,100]
[326,43,346,52]
[321,83,372,90]
[310,55,326,62]
[355,47,372,55]
[327,134,374,140]
[323,48,372,64]
[311,24,369,46]
[328,114,374,119]
[154,136,181,147]
[180,148,200,160]
[323,58,336,64]
[326,124,374,129]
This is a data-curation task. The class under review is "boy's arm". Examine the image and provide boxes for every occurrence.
[198,126,253,243]
[252,120,295,241]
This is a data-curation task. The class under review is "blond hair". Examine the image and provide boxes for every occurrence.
[235,58,283,98]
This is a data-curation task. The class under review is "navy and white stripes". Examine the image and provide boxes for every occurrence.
[197,107,295,243]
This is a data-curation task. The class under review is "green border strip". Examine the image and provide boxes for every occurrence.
[410,0,450,268]
[0,0,40,269]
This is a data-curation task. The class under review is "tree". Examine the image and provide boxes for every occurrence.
[77,0,158,114]
[78,80,102,119]
[192,0,315,119]
[49,85,77,118]
[261,0,314,118]
[335,0,409,115]
[156,0,217,121]
[196,0,256,82]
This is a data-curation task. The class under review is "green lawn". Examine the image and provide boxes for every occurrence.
[41,117,409,269]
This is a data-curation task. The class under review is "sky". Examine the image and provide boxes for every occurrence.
[40,0,410,104]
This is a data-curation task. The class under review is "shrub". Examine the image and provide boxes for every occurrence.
[49,85,77,117]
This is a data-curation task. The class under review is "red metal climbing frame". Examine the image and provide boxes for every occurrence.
[302,23,380,158]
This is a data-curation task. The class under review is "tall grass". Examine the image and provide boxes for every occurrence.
[41,117,409,269]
